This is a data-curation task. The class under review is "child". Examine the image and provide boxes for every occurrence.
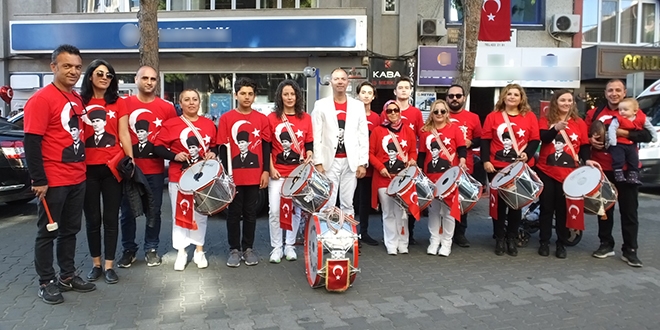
[607,98,657,184]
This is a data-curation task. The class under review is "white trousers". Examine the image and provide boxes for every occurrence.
[268,177,302,249]
[427,199,455,248]
[168,182,208,250]
[378,188,408,252]
[323,158,357,216]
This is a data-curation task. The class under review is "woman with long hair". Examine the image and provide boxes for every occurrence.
[369,100,417,255]
[154,89,217,271]
[481,84,540,257]
[266,79,314,263]
[80,59,133,284]
[536,89,595,258]
[418,100,467,257]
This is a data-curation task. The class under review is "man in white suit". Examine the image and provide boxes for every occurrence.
[312,68,369,217]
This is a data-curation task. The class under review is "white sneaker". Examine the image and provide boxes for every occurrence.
[439,245,451,257]
[284,245,297,261]
[387,249,397,255]
[398,245,409,254]
[193,250,208,269]
[269,247,283,264]
[427,244,439,255]
[174,250,188,271]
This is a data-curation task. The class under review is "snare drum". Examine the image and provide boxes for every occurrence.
[386,166,435,212]
[178,159,236,215]
[563,166,617,215]
[281,163,332,214]
[435,166,483,214]
[304,209,359,291]
[491,162,543,210]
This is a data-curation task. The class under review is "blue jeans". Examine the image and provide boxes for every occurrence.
[119,173,164,253]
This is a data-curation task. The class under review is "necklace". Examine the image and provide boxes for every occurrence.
[51,82,86,118]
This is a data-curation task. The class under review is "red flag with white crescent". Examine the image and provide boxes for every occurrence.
[489,186,498,220]
[478,0,511,42]
[325,259,351,292]
[279,196,293,231]
[566,196,585,231]
[445,188,462,221]
[175,190,197,230]
[400,187,420,221]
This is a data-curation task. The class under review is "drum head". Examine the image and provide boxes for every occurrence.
[386,166,418,195]
[436,166,460,197]
[491,162,524,189]
[563,166,601,197]
[282,163,312,196]
[178,160,221,192]
[304,215,323,288]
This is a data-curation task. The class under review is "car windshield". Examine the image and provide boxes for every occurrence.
[639,94,660,127]
[0,117,21,131]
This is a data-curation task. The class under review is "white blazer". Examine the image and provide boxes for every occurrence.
[311,96,369,172]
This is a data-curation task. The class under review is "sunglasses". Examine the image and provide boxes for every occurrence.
[447,93,463,99]
[385,107,400,114]
[94,71,114,80]
[433,109,448,115]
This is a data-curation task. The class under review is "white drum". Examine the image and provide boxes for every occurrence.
[386,166,435,212]
[491,162,543,210]
[282,163,332,214]
[178,159,236,215]
[435,166,483,214]
[563,166,617,215]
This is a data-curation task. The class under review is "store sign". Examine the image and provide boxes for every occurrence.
[621,54,660,71]
[10,16,367,53]
[370,58,407,87]
[417,46,459,86]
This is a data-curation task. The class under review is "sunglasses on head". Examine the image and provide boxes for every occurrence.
[433,109,448,115]
[94,71,114,80]
[385,107,400,114]
[447,93,463,99]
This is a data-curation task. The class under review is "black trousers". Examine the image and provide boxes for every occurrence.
[35,182,86,285]
[610,143,638,172]
[356,176,373,235]
[227,185,260,251]
[488,172,521,239]
[598,171,639,251]
[84,164,122,260]
[537,170,568,244]
[455,213,468,236]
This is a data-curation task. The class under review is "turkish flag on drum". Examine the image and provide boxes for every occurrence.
[478,0,511,41]
[446,189,462,221]
[175,191,197,230]
[400,188,421,221]
[566,196,585,231]
[489,186,498,220]
[325,259,351,292]
[279,196,293,231]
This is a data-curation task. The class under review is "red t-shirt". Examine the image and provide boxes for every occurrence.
[380,104,424,136]
[536,116,589,182]
[23,84,86,187]
[125,96,177,175]
[419,124,466,183]
[481,110,540,169]
[368,126,418,187]
[585,106,623,171]
[268,112,314,177]
[217,109,272,186]
[82,98,128,165]
[364,110,381,177]
[615,111,647,145]
[449,109,482,174]
[335,101,347,158]
[154,116,217,183]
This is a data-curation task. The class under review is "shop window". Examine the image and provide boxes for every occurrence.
[446,0,544,26]
[215,0,231,9]
[582,0,658,45]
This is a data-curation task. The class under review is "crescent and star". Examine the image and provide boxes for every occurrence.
[129,108,152,134]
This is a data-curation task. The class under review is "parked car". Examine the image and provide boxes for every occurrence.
[0,116,34,205]
[638,80,660,185]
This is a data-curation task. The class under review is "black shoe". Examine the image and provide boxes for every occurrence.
[538,242,550,257]
[358,240,363,248]
[592,243,615,258]
[58,276,96,293]
[118,250,136,268]
[555,243,567,259]
[409,237,417,246]
[360,234,379,246]
[621,249,643,267]
[626,171,642,185]
[38,280,64,305]
[613,169,626,182]
[495,239,505,256]
[104,269,119,284]
[145,249,162,267]
[86,266,103,282]
[453,235,471,248]
[506,238,518,257]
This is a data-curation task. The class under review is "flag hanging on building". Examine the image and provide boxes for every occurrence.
[478,0,512,42]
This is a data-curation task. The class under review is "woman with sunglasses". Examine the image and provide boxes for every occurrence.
[536,90,595,258]
[481,84,540,257]
[80,59,133,284]
[418,100,467,257]
[369,100,417,255]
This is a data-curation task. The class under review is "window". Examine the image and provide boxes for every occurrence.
[446,0,544,26]
[582,0,659,45]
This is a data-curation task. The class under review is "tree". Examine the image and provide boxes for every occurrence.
[453,0,481,97]
[138,0,160,73]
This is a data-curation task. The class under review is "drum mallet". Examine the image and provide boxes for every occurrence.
[42,199,58,232]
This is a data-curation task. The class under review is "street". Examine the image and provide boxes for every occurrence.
[1,189,660,330]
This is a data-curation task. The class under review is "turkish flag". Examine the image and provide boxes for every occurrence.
[489,186,499,220]
[325,258,351,292]
[175,190,197,230]
[445,188,462,221]
[566,196,585,231]
[400,188,420,221]
[280,196,293,231]
[478,0,511,41]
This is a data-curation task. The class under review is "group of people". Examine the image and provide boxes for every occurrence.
[24,44,647,307]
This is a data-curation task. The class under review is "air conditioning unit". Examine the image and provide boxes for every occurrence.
[551,14,581,34]
[419,18,447,37]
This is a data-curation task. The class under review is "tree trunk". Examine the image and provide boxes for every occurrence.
[454,0,481,97]
[138,0,160,76]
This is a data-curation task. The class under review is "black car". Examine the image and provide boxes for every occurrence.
[0,115,34,205]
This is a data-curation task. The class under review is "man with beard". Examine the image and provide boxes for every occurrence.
[446,84,482,248]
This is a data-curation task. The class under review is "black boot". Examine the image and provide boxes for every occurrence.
[614,169,626,182]
[555,242,567,259]
[495,238,505,256]
[506,238,518,256]
[626,170,642,185]
[538,242,550,257]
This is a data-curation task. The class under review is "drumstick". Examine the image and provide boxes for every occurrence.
[225,142,232,176]
[42,199,59,232]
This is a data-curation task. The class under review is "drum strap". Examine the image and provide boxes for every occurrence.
[388,131,409,163]
[501,111,526,156]
[430,128,455,163]
[180,115,209,158]
[280,114,305,161]
[558,128,580,166]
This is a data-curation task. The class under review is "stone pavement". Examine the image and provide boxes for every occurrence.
[1,189,660,330]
